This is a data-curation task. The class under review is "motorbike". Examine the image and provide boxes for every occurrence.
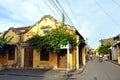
[99,57,103,62]
[99,54,103,62]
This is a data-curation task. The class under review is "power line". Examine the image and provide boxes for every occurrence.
[55,0,75,27]
[43,0,61,20]
[65,0,81,29]
[112,0,120,8]
[95,0,119,26]
[48,0,71,25]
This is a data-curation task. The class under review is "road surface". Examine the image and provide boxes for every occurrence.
[71,56,120,80]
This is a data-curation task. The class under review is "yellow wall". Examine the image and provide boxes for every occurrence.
[0,29,20,67]
[4,29,20,43]
[33,50,57,69]
[0,55,7,67]
[21,47,24,68]
[82,46,86,65]
[71,50,76,70]
[7,49,17,68]
[23,17,60,41]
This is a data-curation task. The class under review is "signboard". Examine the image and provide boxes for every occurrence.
[60,42,72,49]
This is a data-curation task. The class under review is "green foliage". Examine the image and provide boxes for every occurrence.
[27,14,77,54]
[46,27,77,52]
[27,27,77,54]
[27,35,50,53]
[98,42,112,54]
[0,36,13,57]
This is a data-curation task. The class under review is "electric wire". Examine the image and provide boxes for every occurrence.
[43,0,61,20]
[112,0,120,8]
[95,0,119,26]
[65,0,81,29]
[49,0,71,25]
[55,0,75,27]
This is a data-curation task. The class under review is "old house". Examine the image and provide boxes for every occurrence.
[1,15,86,71]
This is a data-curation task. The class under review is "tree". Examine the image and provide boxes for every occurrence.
[0,36,13,66]
[98,42,112,54]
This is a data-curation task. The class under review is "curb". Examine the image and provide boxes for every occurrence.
[66,62,88,77]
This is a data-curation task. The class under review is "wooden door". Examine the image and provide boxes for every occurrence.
[24,48,33,67]
[58,49,67,68]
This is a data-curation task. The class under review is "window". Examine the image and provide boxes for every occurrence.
[40,50,49,61]
[40,25,51,29]
[43,30,49,34]
[8,48,15,60]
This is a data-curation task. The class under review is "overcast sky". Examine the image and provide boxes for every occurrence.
[0,0,120,48]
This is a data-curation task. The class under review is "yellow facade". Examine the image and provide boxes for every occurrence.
[0,15,86,71]
[0,28,19,68]
[118,45,120,64]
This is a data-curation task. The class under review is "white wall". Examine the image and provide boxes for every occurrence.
[112,46,118,60]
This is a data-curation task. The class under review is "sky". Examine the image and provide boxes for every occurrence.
[0,0,120,48]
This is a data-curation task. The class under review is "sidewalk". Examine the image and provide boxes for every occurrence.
[65,63,87,80]
[0,69,67,78]
[0,65,86,79]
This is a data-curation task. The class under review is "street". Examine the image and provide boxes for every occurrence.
[71,56,120,80]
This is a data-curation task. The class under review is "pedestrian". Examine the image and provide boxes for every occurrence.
[90,54,93,60]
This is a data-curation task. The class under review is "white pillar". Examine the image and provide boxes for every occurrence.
[67,42,70,71]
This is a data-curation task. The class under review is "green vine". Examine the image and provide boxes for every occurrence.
[27,27,77,54]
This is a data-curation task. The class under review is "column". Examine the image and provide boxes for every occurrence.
[76,35,79,70]
[82,46,86,65]
[76,46,79,70]
[67,42,70,71]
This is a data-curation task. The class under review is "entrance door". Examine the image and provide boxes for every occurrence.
[24,48,33,67]
[58,49,67,68]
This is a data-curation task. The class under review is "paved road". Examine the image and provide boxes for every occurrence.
[71,56,120,80]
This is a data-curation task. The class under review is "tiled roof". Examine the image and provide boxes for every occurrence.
[15,26,30,30]
[15,26,31,33]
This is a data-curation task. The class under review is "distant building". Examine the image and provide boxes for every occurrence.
[99,37,114,46]
[99,34,120,46]
[100,34,120,64]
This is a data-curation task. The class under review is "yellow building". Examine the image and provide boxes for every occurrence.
[1,15,86,71]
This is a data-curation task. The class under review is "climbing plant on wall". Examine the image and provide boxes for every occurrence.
[27,27,77,54]
[27,14,77,54]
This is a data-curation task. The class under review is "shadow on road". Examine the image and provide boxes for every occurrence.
[0,69,67,80]
[94,76,97,80]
